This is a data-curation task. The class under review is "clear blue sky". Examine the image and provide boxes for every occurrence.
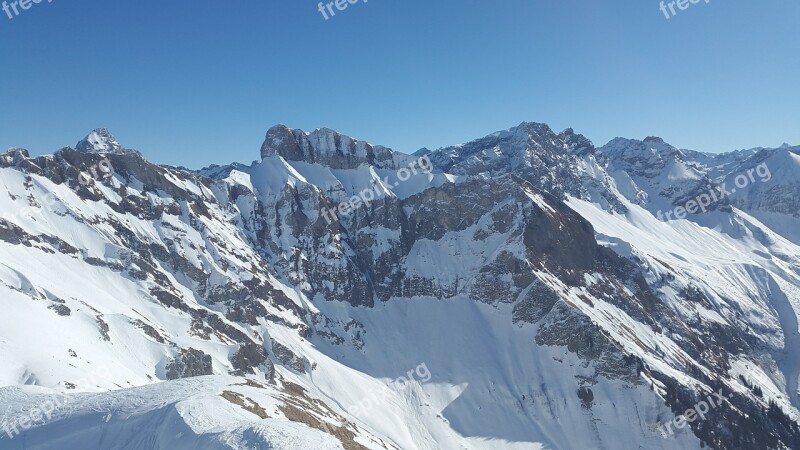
[0,0,798,167]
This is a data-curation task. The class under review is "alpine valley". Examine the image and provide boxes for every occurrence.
[1,123,800,449]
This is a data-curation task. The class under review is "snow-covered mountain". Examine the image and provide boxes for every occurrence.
[1,125,799,449]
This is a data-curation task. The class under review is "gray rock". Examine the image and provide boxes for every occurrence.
[165,348,214,380]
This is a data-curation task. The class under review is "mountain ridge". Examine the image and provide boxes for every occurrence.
[1,123,800,449]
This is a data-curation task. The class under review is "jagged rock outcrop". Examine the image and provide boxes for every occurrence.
[165,348,214,380]
[260,124,398,169]
[76,128,139,155]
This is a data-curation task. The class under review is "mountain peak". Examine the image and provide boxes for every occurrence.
[558,127,595,155]
[259,124,396,169]
[260,124,303,160]
[76,128,134,154]
[643,136,666,144]
[508,121,555,138]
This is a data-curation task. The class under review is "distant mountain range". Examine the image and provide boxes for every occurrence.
[1,123,799,449]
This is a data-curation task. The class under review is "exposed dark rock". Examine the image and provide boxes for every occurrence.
[48,304,71,316]
[165,348,214,380]
[96,316,111,341]
[512,281,559,325]
[270,339,306,373]
[131,319,166,344]
[577,387,594,409]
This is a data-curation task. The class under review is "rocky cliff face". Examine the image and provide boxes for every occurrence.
[260,124,402,169]
[1,126,799,449]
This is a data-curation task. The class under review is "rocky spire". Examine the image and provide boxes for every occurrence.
[76,128,135,154]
